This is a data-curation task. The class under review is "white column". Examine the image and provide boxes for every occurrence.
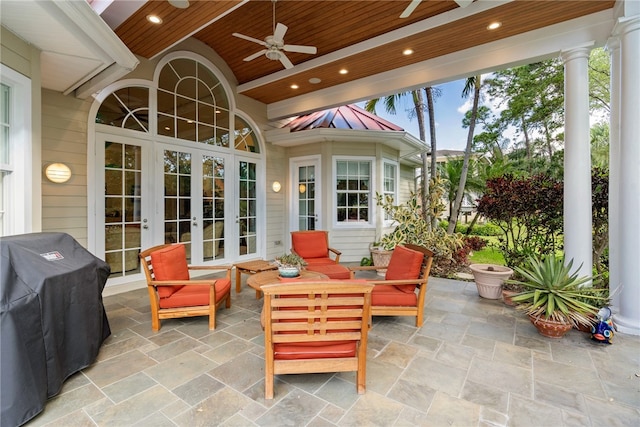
[561,47,592,279]
[614,17,640,335]
[606,37,621,313]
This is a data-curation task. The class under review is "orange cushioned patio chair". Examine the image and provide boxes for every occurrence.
[290,230,350,279]
[349,244,433,327]
[262,280,374,399]
[139,243,232,331]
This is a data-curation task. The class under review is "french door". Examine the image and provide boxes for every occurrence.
[290,156,321,231]
[97,135,262,284]
[157,145,261,263]
[97,134,154,284]
[157,144,231,264]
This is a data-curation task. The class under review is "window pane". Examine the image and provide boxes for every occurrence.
[335,160,371,223]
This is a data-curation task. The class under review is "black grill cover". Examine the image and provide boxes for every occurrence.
[1,232,111,426]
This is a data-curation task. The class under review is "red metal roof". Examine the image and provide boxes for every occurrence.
[284,104,404,132]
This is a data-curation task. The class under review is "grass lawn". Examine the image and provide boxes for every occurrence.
[468,247,506,265]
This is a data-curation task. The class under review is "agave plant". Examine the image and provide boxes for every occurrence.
[507,255,608,328]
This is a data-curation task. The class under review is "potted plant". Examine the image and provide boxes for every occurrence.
[507,255,607,338]
[373,192,463,276]
[274,253,307,278]
[469,264,514,299]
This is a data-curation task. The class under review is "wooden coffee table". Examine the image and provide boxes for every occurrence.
[234,259,278,293]
[246,270,329,299]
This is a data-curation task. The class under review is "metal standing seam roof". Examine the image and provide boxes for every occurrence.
[284,104,404,132]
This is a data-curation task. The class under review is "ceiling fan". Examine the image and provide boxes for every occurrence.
[400,0,473,18]
[232,0,317,69]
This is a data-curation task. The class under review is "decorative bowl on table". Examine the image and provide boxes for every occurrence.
[278,266,300,278]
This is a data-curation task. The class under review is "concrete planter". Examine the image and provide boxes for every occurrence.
[469,264,514,299]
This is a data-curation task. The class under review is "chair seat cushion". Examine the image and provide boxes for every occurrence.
[372,285,417,306]
[385,245,424,293]
[151,244,189,298]
[306,264,351,279]
[159,278,231,309]
[303,257,336,266]
[274,341,357,360]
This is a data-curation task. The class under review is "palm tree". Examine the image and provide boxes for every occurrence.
[447,75,482,234]
[365,88,437,225]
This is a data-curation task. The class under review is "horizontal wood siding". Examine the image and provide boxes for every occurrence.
[266,143,288,260]
[41,90,92,246]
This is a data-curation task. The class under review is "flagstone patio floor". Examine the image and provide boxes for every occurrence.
[25,274,640,426]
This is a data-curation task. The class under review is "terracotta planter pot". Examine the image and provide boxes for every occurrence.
[528,315,573,338]
[370,246,393,277]
[469,264,514,300]
[502,289,518,307]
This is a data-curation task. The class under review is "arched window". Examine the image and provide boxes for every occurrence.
[157,58,230,146]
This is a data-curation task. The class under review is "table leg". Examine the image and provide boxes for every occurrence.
[236,268,243,293]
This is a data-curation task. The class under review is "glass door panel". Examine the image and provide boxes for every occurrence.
[237,160,257,256]
[291,156,321,232]
[163,149,193,261]
[104,141,144,278]
[202,155,225,260]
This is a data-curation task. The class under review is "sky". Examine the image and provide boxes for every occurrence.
[358,79,474,152]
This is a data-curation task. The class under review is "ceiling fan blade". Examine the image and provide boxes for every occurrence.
[279,52,294,69]
[233,32,267,47]
[283,44,317,55]
[273,23,288,43]
[455,0,474,7]
[243,50,267,62]
[400,0,422,18]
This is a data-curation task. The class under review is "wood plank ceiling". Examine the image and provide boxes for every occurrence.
[115,0,614,106]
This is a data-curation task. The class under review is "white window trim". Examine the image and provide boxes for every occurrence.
[381,158,399,228]
[0,64,32,236]
[332,155,376,229]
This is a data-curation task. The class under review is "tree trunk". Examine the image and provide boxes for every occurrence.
[543,121,553,160]
[414,89,429,221]
[448,76,480,235]
[521,115,532,168]
[426,87,438,229]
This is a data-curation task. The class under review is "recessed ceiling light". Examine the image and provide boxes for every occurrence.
[309,77,321,84]
[487,21,501,30]
[339,69,348,75]
[147,15,162,24]
[215,109,221,114]
[164,126,171,131]
[403,48,414,55]
[290,84,299,89]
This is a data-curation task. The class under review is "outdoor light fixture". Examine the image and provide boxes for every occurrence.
[45,163,72,183]
[272,181,282,192]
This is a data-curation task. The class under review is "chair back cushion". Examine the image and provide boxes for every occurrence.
[385,245,424,293]
[150,244,189,298]
[291,231,329,259]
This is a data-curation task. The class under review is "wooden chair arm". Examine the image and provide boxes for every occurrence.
[329,247,342,256]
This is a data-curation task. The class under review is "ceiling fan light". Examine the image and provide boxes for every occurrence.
[265,49,280,60]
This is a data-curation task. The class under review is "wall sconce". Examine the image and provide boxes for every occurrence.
[272,181,282,192]
[299,184,306,194]
[45,163,72,183]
